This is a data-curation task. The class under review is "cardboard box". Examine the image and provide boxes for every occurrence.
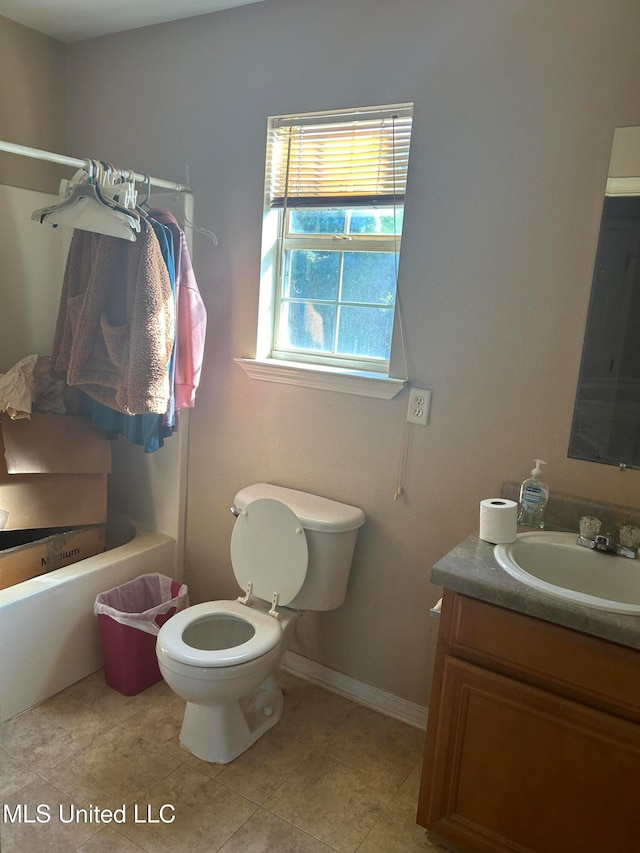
[0,523,107,590]
[0,412,111,531]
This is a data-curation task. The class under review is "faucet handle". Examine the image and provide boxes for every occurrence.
[619,525,640,550]
[579,516,602,540]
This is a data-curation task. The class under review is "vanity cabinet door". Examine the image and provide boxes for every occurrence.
[423,655,640,853]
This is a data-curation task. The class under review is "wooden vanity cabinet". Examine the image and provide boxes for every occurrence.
[417,589,640,853]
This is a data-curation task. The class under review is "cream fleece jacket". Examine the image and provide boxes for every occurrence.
[52,222,174,415]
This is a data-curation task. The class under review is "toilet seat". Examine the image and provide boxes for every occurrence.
[231,498,308,607]
[158,600,283,667]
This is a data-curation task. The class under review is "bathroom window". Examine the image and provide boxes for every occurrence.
[240,104,413,396]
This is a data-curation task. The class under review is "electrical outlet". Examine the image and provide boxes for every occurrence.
[406,387,432,426]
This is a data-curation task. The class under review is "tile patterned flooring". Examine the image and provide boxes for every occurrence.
[0,669,440,853]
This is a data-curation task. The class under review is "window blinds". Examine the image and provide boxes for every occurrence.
[267,104,413,209]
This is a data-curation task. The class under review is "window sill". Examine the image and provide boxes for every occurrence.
[235,358,407,399]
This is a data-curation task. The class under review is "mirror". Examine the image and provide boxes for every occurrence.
[569,127,640,469]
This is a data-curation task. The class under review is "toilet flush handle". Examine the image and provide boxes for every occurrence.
[229,505,240,517]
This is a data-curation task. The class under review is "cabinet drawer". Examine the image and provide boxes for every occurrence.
[447,592,640,718]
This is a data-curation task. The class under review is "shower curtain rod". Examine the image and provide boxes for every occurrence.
[0,139,192,194]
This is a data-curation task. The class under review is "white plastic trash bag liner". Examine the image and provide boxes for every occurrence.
[94,572,189,636]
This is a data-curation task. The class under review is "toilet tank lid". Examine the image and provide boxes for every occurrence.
[234,483,365,532]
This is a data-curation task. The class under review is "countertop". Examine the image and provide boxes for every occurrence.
[432,534,640,651]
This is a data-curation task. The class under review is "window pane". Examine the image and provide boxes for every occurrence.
[348,208,404,235]
[289,209,346,234]
[337,306,394,360]
[278,301,336,352]
[284,250,339,300]
[342,252,397,305]
[289,208,404,236]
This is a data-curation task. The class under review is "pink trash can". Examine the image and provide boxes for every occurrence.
[94,573,189,695]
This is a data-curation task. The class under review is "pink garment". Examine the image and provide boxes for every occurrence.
[149,210,207,408]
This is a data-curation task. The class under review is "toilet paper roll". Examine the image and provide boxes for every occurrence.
[479,498,518,544]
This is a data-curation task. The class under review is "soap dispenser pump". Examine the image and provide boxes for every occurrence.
[518,459,549,529]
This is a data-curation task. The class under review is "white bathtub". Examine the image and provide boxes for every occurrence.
[0,514,176,722]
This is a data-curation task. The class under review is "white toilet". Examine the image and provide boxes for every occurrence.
[156,483,365,764]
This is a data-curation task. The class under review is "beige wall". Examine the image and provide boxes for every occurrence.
[0,15,67,192]
[6,0,639,707]
[0,186,69,368]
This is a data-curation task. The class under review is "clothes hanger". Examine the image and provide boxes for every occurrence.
[182,214,218,245]
[155,164,219,245]
[158,189,218,246]
[33,191,140,241]
[83,160,141,223]
[31,160,140,241]
[96,161,139,213]
[138,173,152,209]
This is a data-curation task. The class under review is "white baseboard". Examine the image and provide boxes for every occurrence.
[280,650,428,731]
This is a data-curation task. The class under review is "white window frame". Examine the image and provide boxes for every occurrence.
[237,104,413,399]
[273,208,402,372]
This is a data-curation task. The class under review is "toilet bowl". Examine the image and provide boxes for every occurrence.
[157,599,298,763]
[156,483,365,764]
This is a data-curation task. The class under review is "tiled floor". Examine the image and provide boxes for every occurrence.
[0,669,440,852]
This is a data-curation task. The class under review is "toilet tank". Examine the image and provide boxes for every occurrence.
[234,483,365,611]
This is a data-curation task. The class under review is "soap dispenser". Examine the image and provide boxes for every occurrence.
[518,459,549,529]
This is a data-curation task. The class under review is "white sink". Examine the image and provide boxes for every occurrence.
[494,531,640,614]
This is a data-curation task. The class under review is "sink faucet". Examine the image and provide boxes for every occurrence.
[576,517,639,559]
[595,534,617,554]
[576,532,616,553]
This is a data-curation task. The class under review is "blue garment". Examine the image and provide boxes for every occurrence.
[78,391,172,452]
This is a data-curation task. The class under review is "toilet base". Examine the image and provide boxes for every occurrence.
[178,674,284,764]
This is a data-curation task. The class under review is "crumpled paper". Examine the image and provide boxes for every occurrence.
[0,355,66,419]
[32,356,67,415]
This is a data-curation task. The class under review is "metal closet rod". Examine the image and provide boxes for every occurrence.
[0,138,192,194]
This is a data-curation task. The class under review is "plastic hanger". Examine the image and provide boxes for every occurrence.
[95,161,139,212]
[138,173,152,208]
[166,165,219,245]
[69,160,141,225]
[33,187,140,240]
[32,161,140,241]
[182,213,218,245]
[160,191,218,246]
[32,173,140,240]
